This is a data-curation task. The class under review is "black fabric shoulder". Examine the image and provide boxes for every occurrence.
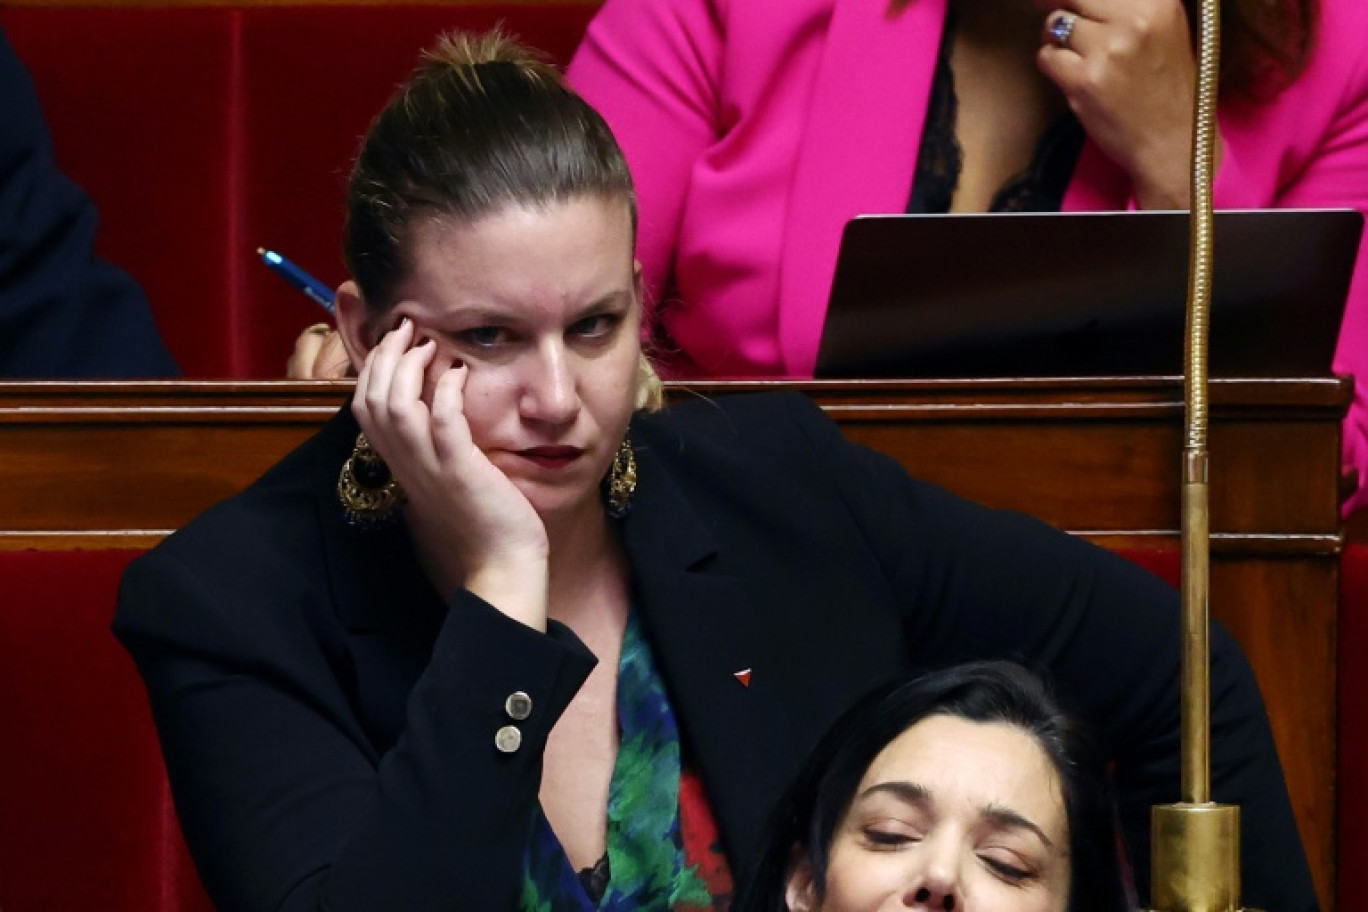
[633,388,863,471]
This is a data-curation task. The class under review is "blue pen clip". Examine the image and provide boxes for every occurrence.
[257,247,336,315]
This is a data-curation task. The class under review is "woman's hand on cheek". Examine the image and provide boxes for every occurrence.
[1036,0,1215,209]
[352,318,550,631]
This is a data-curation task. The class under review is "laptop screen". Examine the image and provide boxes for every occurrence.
[815,209,1362,378]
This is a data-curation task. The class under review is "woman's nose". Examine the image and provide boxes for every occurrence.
[904,841,960,910]
[519,344,579,425]
[909,886,956,911]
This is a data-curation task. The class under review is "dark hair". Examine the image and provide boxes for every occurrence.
[735,661,1130,912]
[343,29,637,314]
[1187,0,1317,99]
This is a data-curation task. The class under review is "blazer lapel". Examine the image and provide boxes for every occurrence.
[307,407,843,863]
[779,0,948,376]
[620,438,801,867]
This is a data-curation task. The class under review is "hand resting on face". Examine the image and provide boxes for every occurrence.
[350,315,551,630]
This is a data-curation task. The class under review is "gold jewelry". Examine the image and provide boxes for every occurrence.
[604,436,637,519]
[337,433,404,527]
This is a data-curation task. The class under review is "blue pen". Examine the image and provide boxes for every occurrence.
[257,248,336,315]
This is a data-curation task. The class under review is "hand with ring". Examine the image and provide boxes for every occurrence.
[1035,0,1214,210]
[287,323,353,379]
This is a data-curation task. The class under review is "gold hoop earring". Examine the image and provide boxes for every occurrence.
[604,436,637,519]
[338,433,404,527]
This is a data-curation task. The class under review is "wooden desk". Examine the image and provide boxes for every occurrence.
[0,377,1348,907]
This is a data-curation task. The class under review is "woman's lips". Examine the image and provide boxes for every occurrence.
[516,446,583,469]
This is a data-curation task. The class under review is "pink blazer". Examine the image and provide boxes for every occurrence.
[569,0,1368,513]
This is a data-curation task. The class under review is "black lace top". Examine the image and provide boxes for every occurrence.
[907,14,1086,214]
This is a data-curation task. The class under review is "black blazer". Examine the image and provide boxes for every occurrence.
[0,27,178,378]
[115,391,1315,910]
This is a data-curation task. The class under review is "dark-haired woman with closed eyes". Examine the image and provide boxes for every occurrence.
[737,662,1130,912]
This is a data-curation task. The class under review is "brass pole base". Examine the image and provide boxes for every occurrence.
[1151,803,1241,911]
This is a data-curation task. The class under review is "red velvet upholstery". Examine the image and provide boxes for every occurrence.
[0,550,211,912]
[1114,547,1181,591]
[3,11,239,377]
[236,6,598,378]
[1340,537,1368,911]
[1,5,599,378]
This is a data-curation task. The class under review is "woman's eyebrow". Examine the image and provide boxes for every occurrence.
[859,781,932,807]
[426,290,633,327]
[444,307,508,324]
[569,288,634,317]
[858,784,1056,850]
[414,302,517,327]
[981,803,1054,849]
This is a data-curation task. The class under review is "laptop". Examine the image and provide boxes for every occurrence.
[814,209,1363,378]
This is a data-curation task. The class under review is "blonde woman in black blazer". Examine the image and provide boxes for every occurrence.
[115,30,1315,912]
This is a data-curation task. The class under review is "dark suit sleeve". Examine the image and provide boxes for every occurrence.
[778,392,1316,912]
[116,547,596,911]
[0,27,178,378]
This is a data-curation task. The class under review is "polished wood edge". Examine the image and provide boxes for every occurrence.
[0,530,172,550]
[0,376,1352,415]
[0,381,352,411]
[0,407,343,425]
[0,376,1350,393]
[685,375,1353,400]
[2,529,1342,554]
[1081,531,1344,557]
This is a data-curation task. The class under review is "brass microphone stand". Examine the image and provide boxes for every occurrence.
[1148,0,1247,907]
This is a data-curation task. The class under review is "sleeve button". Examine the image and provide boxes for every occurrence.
[494,725,523,754]
[504,691,533,721]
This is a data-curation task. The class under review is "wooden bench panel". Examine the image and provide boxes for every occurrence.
[0,377,1348,907]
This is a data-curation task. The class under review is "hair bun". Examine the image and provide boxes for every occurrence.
[422,27,559,80]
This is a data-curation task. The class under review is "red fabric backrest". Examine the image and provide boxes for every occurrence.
[1,5,599,378]
[1114,547,1181,589]
[1340,538,1368,911]
[2,10,239,378]
[0,549,211,912]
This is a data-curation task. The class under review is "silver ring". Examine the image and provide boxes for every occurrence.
[1048,12,1077,48]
